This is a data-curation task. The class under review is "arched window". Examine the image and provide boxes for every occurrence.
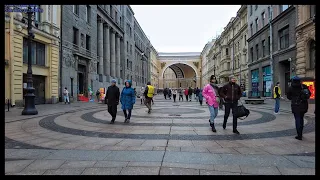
[309,40,315,69]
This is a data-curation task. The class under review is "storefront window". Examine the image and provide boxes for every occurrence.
[263,66,271,97]
[251,69,259,97]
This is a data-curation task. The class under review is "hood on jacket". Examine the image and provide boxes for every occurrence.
[125,80,132,88]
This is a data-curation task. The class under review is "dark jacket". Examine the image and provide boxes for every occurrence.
[220,82,242,103]
[287,80,310,114]
[274,86,280,98]
[105,85,120,105]
[120,80,136,110]
[188,88,193,95]
[195,88,200,95]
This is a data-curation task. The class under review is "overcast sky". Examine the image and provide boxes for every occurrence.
[131,5,240,53]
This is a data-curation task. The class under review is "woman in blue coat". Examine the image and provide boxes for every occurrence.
[198,88,204,106]
[120,80,136,123]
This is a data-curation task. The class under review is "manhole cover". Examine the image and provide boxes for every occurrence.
[169,114,181,116]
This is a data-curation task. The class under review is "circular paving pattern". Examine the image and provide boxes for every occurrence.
[5,98,315,156]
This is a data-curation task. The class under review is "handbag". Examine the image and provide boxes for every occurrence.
[234,100,250,120]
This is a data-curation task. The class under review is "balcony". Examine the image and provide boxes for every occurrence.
[64,41,96,60]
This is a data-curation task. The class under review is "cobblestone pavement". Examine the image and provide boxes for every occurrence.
[5,96,315,175]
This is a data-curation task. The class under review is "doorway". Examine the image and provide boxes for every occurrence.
[78,73,84,94]
[23,74,45,105]
[78,64,87,95]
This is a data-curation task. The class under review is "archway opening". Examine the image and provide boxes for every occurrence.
[163,63,197,89]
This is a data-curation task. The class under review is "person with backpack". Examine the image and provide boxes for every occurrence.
[105,79,120,124]
[273,82,282,114]
[120,80,136,123]
[96,89,101,102]
[287,76,311,140]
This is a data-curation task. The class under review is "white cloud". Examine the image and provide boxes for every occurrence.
[131,5,240,52]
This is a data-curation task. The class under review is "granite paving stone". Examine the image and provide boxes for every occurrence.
[160,167,199,175]
[100,146,129,151]
[117,139,146,146]
[43,168,85,175]
[239,165,281,175]
[152,146,166,151]
[163,151,222,165]
[207,147,240,154]
[127,161,162,167]
[5,160,35,173]
[81,167,122,175]
[233,147,270,155]
[5,149,54,159]
[75,143,106,150]
[165,147,181,152]
[277,167,315,175]
[6,170,46,175]
[180,147,210,153]
[168,140,194,147]
[120,167,160,175]
[283,155,315,168]
[60,160,97,169]
[162,162,214,171]
[104,150,165,162]
[213,164,241,173]
[200,170,241,175]
[141,140,168,147]
[94,161,129,168]
[24,159,66,171]
[44,150,112,161]
[126,146,154,151]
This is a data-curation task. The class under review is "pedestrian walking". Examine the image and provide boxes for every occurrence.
[198,88,203,106]
[184,88,189,101]
[164,88,168,99]
[172,89,177,102]
[144,82,155,114]
[203,75,220,132]
[168,88,172,99]
[287,76,311,140]
[188,87,193,101]
[178,87,184,101]
[105,79,120,124]
[120,80,136,123]
[96,89,101,102]
[63,87,70,104]
[273,82,282,114]
[140,87,145,104]
[220,75,242,134]
[195,87,200,101]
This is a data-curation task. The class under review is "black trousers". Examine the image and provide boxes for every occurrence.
[199,100,203,105]
[185,95,189,101]
[108,105,117,118]
[123,109,132,119]
[294,112,305,137]
[224,102,238,130]
[179,95,183,101]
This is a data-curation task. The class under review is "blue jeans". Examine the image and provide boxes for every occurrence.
[274,98,280,113]
[64,95,69,103]
[208,105,218,124]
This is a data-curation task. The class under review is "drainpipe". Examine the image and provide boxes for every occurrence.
[59,6,63,102]
[9,12,15,107]
[269,5,274,96]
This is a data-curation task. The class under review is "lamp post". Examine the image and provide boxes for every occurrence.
[22,5,38,115]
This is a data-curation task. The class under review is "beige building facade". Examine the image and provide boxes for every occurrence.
[200,39,215,87]
[295,5,315,79]
[149,45,160,88]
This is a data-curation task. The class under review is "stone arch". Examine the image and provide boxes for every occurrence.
[161,62,199,78]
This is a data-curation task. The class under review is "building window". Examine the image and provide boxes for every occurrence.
[250,5,253,16]
[268,36,271,53]
[310,5,316,18]
[280,5,289,13]
[309,40,315,69]
[255,5,258,10]
[250,47,254,62]
[255,18,259,32]
[250,23,253,36]
[130,45,132,54]
[127,41,129,53]
[127,59,129,69]
[86,5,91,23]
[261,12,265,27]
[73,27,79,45]
[268,6,272,20]
[97,62,100,74]
[23,38,46,66]
[262,40,266,57]
[226,48,229,56]
[256,44,259,60]
[86,35,91,50]
[73,5,79,15]
[227,62,230,70]
[70,78,74,97]
[279,26,289,49]
[80,33,85,47]
[244,35,247,45]
[115,11,118,23]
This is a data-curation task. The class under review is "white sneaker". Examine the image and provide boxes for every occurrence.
[274,112,279,115]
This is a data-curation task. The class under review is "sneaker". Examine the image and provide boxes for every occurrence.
[126,119,130,123]
[124,118,128,123]
[148,109,151,114]
[295,136,302,140]
[233,129,240,134]
[110,120,115,124]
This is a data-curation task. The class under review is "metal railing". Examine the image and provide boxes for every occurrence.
[63,40,97,59]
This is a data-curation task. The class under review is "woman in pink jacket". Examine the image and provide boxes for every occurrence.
[202,75,219,132]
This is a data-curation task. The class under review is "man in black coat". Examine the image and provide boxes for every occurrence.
[188,87,193,101]
[287,76,311,140]
[219,75,242,134]
[105,79,120,124]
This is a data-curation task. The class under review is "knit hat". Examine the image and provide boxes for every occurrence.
[210,75,216,80]
[111,79,117,83]
[292,76,300,81]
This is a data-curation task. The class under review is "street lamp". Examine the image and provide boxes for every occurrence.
[21,6,38,115]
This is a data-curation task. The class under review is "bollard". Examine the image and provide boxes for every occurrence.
[7,99,10,112]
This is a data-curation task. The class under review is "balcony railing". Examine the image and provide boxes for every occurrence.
[63,40,97,59]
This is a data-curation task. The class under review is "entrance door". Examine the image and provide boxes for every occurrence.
[78,64,87,95]
[78,72,84,94]
[23,74,46,105]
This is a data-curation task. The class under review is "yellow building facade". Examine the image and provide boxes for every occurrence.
[150,45,160,88]
[5,6,61,106]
